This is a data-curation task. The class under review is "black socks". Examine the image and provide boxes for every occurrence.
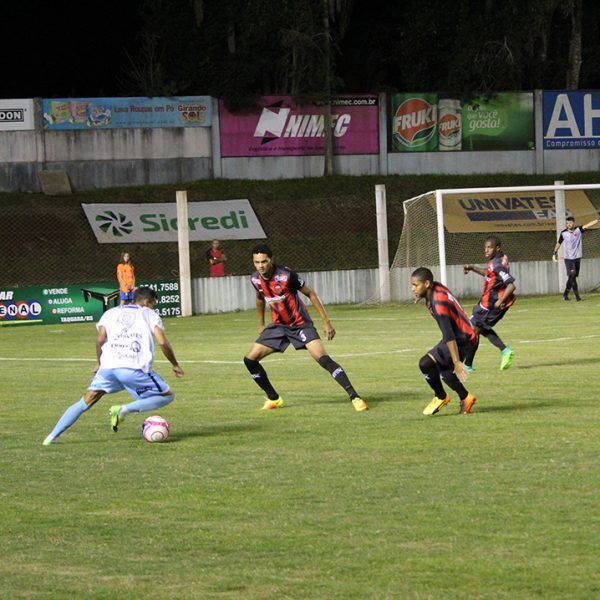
[243,357,279,400]
[318,355,358,399]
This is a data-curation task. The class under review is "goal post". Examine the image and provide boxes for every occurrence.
[390,182,600,302]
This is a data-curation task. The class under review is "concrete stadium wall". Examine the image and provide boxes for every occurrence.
[2,92,600,191]
[192,260,600,314]
[0,100,213,192]
[390,258,600,302]
[192,268,379,314]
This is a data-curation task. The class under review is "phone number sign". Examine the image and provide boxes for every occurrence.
[0,280,181,326]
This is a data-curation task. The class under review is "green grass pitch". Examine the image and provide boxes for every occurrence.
[2,295,599,599]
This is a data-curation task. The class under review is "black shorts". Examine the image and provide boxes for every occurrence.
[428,340,475,371]
[256,324,321,352]
[470,303,509,330]
[564,258,581,277]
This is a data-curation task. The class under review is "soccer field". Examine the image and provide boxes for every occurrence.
[2,295,599,599]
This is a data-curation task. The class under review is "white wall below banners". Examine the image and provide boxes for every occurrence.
[221,154,379,180]
[542,149,600,174]
[44,127,211,161]
[386,150,537,175]
[192,268,379,314]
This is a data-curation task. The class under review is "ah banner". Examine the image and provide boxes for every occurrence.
[543,91,600,149]
[0,280,181,327]
[42,96,212,129]
[219,95,379,157]
[432,191,598,233]
[82,200,266,243]
[0,99,35,131]
[391,92,534,152]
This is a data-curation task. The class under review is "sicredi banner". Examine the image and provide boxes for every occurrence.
[219,95,379,156]
[543,91,600,149]
[42,96,212,129]
[0,99,35,131]
[430,191,597,233]
[0,280,180,327]
[82,200,266,243]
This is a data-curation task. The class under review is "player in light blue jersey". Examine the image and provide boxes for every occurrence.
[552,216,599,301]
[42,287,184,445]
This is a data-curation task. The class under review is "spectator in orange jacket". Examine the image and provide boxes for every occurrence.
[117,252,135,305]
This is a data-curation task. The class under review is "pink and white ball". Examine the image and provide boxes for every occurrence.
[142,416,170,443]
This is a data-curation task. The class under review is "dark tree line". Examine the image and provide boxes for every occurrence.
[121,0,596,104]
[1,0,597,100]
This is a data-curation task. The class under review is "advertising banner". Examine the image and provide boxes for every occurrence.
[543,91,600,149]
[431,190,597,233]
[82,200,266,243]
[391,92,534,152]
[0,99,35,131]
[391,93,438,151]
[219,95,379,157]
[42,96,212,130]
[0,280,181,327]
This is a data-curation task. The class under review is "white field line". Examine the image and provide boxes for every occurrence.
[1,334,598,366]
[0,348,416,366]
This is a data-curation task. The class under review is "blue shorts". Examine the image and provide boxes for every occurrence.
[89,368,170,399]
[120,291,134,302]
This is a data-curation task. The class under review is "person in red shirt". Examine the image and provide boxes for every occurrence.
[207,239,226,277]
[411,267,478,415]
[117,252,135,305]
[243,244,367,412]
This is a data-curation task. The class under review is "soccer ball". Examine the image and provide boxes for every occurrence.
[142,416,169,443]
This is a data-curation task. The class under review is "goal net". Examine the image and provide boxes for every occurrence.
[389,183,600,302]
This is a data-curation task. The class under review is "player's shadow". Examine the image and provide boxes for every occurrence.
[514,357,600,370]
[315,391,415,408]
[170,422,263,441]
[474,397,561,413]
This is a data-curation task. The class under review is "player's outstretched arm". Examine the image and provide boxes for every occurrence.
[301,284,335,340]
[582,217,600,230]
[154,326,184,377]
[463,264,486,277]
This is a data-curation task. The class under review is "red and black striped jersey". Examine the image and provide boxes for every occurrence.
[479,252,516,310]
[251,265,313,326]
[427,282,477,344]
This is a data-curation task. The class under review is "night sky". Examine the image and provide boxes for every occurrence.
[0,1,142,99]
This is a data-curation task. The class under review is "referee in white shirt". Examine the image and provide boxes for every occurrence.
[553,216,600,301]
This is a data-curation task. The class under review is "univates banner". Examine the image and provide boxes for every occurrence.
[391,92,534,152]
[82,200,266,243]
[431,191,598,233]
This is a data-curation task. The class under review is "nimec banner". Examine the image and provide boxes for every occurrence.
[391,92,534,152]
[543,91,600,149]
[219,95,379,157]
[431,191,597,232]
[43,96,212,129]
[82,200,266,243]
